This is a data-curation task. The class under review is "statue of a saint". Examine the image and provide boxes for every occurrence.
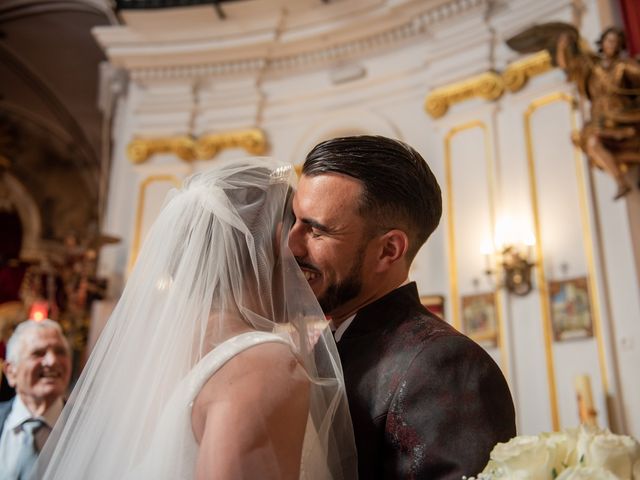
[508,24,640,200]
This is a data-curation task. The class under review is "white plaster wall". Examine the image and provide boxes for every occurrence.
[97,0,640,439]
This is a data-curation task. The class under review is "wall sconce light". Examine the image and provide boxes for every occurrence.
[484,243,536,296]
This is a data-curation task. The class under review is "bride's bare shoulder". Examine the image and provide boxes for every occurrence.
[207,340,306,388]
[191,340,309,440]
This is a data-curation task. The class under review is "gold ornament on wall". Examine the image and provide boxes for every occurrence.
[127,137,197,164]
[424,51,555,119]
[196,129,267,159]
[502,50,553,92]
[424,72,504,118]
[127,128,268,164]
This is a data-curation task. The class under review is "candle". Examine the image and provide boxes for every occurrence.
[575,374,597,427]
[28,300,49,322]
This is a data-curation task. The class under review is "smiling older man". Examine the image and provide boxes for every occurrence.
[0,319,71,480]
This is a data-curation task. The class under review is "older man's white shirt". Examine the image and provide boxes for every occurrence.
[0,395,63,480]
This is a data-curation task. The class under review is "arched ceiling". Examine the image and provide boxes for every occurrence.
[0,0,116,244]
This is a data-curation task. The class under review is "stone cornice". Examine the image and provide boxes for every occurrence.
[93,0,490,81]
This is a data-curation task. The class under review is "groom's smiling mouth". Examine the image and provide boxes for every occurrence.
[296,260,321,284]
[303,270,319,282]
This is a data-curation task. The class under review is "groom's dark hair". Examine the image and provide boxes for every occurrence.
[302,135,442,262]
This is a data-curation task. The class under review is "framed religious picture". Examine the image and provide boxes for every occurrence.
[549,277,593,341]
[420,294,445,320]
[461,292,498,348]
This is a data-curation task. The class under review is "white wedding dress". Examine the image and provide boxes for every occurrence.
[38,160,354,480]
[123,330,326,480]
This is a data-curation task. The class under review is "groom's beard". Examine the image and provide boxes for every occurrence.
[317,249,365,316]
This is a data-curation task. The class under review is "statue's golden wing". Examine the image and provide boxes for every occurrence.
[506,22,579,63]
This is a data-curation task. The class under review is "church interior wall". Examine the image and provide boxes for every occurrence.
[92,0,640,439]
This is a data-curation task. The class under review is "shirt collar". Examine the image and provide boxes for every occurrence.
[332,314,355,342]
[7,395,64,431]
[331,278,411,342]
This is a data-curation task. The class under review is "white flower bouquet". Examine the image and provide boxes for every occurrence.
[467,425,640,479]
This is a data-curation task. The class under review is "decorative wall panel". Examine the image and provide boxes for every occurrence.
[524,92,610,431]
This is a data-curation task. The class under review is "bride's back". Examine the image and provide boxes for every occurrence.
[37,159,356,479]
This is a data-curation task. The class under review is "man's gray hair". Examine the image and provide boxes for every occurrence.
[6,319,70,364]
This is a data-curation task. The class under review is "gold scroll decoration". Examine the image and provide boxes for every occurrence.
[424,72,504,119]
[127,128,268,164]
[503,51,553,93]
[424,52,555,119]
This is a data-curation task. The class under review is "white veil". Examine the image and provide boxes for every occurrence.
[36,158,357,479]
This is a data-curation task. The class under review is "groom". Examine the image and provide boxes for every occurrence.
[289,135,516,479]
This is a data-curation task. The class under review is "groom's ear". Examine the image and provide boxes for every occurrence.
[373,229,408,273]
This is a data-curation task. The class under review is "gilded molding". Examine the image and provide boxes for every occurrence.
[127,129,268,164]
[503,51,553,93]
[424,51,555,119]
[129,174,182,272]
[444,120,492,332]
[425,72,504,119]
[524,91,612,431]
[523,95,562,431]
[196,129,267,159]
[127,137,197,164]
[443,120,509,378]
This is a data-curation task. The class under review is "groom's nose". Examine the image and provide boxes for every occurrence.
[288,221,307,258]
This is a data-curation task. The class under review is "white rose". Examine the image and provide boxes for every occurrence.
[483,435,562,479]
[543,429,579,469]
[577,426,640,478]
[556,466,620,480]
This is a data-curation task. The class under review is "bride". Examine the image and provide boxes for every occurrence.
[36,158,357,479]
